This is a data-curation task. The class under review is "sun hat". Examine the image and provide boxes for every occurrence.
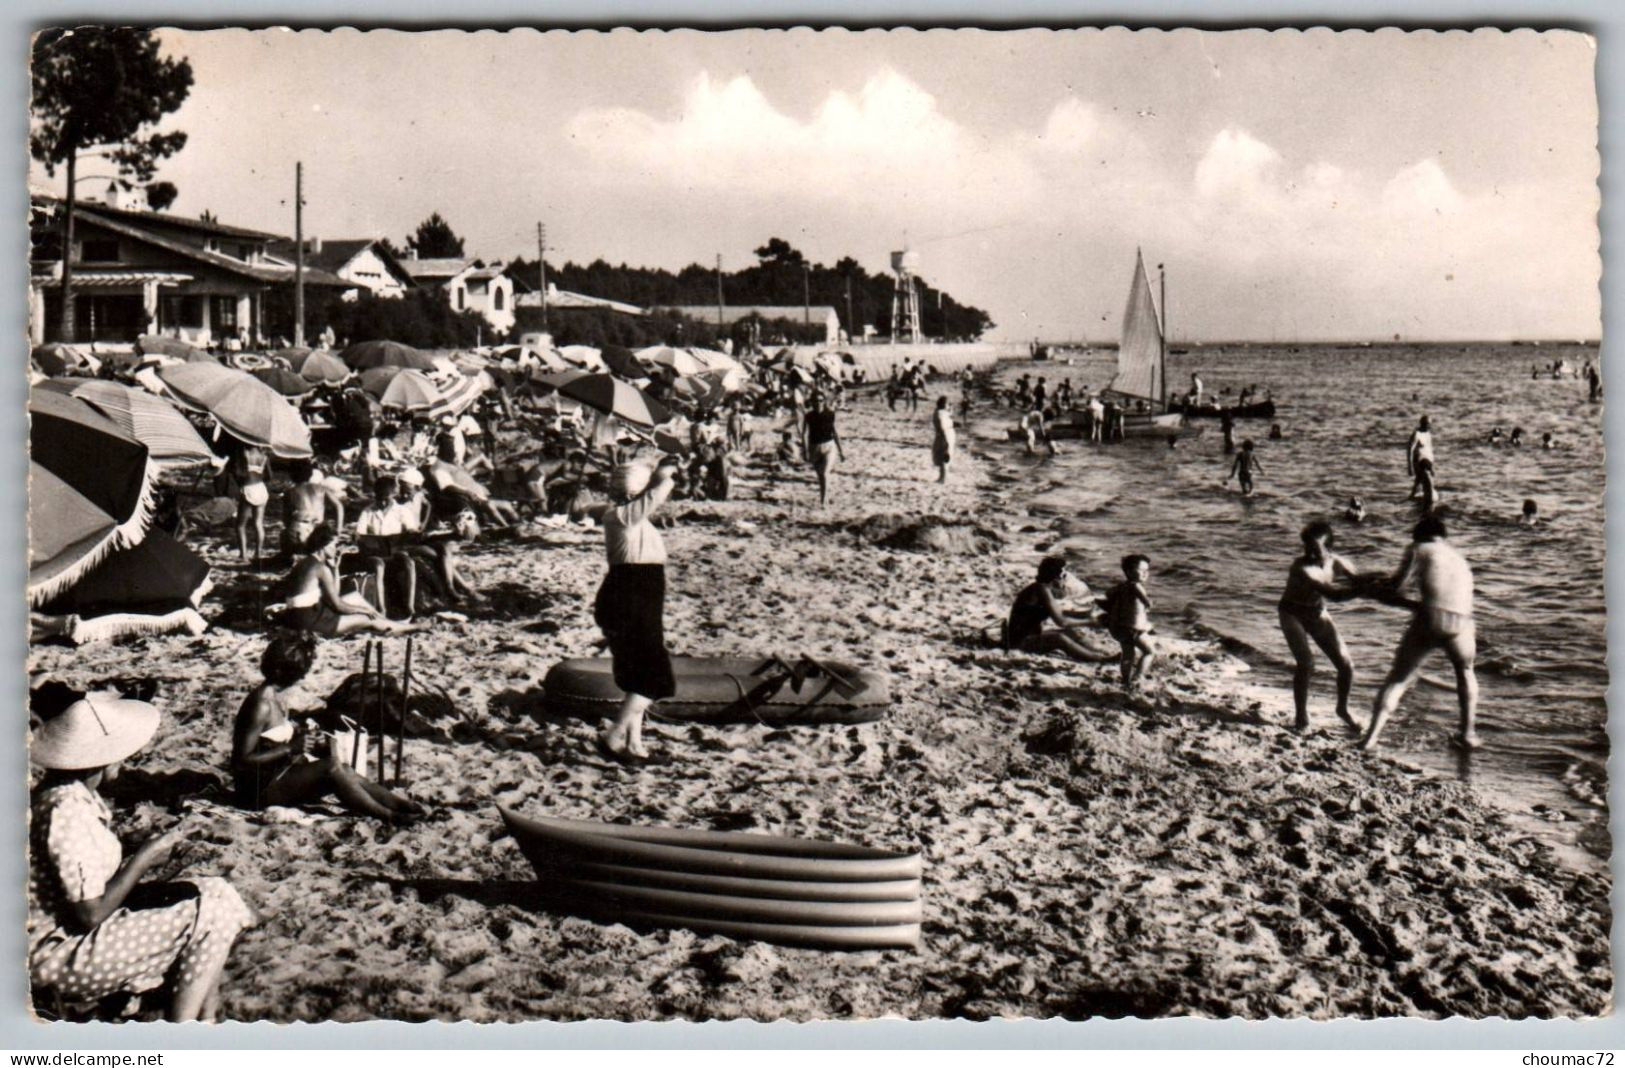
[398,467,425,487]
[31,694,160,770]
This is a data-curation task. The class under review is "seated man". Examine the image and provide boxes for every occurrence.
[349,477,415,618]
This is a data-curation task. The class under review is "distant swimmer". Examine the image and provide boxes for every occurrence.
[1226,439,1264,496]
[1278,520,1360,732]
[1102,554,1155,689]
[1542,431,1556,450]
[1268,423,1284,441]
[1005,556,1104,661]
[1406,415,1435,502]
[1509,426,1525,447]
[1345,496,1367,523]
[1522,499,1540,526]
[1359,515,1480,752]
[1487,426,1504,447]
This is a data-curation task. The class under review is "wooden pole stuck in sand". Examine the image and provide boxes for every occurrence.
[355,641,374,770]
[375,641,386,782]
[396,637,413,785]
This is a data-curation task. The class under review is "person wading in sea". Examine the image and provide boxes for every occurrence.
[1278,521,1360,732]
[1359,515,1480,752]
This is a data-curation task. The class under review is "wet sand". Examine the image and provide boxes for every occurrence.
[28,393,1612,1021]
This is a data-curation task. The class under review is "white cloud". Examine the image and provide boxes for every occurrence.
[1194,128,1282,202]
[1381,158,1465,215]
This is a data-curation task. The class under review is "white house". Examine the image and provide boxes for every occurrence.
[399,256,515,336]
[266,237,414,300]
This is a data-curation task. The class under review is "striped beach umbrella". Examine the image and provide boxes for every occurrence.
[40,379,214,468]
[427,371,490,421]
[375,369,444,412]
[541,372,670,429]
[296,350,352,385]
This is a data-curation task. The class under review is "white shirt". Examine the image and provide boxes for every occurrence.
[355,503,404,538]
[599,471,675,565]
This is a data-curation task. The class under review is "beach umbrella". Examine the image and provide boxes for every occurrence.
[555,345,606,371]
[542,372,671,428]
[687,348,742,373]
[296,350,351,385]
[600,345,647,380]
[279,346,315,368]
[252,366,315,397]
[340,339,437,372]
[639,346,707,376]
[427,370,490,421]
[29,390,158,605]
[136,334,205,362]
[155,362,313,459]
[652,416,693,456]
[670,373,727,411]
[31,343,99,378]
[40,529,210,618]
[375,369,445,413]
[358,366,410,398]
[41,379,215,468]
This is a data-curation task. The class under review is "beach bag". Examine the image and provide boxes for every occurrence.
[323,716,369,778]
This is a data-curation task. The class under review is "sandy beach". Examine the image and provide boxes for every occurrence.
[28,392,1612,1023]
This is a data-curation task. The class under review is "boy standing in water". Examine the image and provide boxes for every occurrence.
[1226,440,1264,496]
[1407,415,1435,499]
[1103,554,1155,689]
[1359,515,1480,752]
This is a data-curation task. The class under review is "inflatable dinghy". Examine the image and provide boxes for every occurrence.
[542,655,890,725]
[500,808,922,950]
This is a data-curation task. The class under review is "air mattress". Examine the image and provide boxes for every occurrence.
[542,656,890,725]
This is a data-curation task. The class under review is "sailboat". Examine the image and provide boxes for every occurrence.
[1051,250,1196,441]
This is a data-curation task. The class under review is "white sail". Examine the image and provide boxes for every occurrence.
[1110,250,1164,405]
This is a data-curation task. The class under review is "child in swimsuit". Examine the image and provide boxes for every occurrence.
[1226,440,1264,496]
[1102,554,1155,689]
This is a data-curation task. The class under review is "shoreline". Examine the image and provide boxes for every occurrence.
[28,392,1611,1022]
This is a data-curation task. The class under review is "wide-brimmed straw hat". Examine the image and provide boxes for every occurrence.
[31,695,160,771]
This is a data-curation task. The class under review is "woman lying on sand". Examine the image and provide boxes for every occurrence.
[232,632,425,823]
[1005,556,1111,661]
[30,690,255,1021]
[276,524,423,637]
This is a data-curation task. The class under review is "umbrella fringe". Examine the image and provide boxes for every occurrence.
[28,527,124,608]
[108,458,159,555]
[65,607,208,645]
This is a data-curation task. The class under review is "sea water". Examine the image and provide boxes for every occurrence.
[970,343,1608,872]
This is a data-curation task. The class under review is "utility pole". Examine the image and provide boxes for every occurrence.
[715,253,724,329]
[844,274,853,344]
[294,162,305,348]
[536,222,548,333]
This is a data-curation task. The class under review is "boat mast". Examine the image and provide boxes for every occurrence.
[1157,261,1167,408]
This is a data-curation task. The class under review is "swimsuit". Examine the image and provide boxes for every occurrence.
[1006,585,1051,650]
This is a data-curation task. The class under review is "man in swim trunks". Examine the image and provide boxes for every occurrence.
[282,460,346,557]
[1278,521,1359,732]
[1359,515,1480,751]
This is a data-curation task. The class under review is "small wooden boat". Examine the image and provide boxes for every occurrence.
[499,808,924,950]
[1167,398,1276,420]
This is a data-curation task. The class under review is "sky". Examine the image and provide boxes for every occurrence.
[28,27,1601,341]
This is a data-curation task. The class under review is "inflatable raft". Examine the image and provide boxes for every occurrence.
[499,808,923,950]
[542,655,890,725]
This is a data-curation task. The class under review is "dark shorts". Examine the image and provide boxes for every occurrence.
[594,564,676,701]
[282,602,342,637]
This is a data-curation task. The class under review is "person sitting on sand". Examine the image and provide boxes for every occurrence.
[282,460,346,557]
[274,525,423,638]
[426,437,521,530]
[1226,440,1264,496]
[1345,496,1367,524]
[1006,556,1105,661]
[232,632,425,823]
[1279,521,1361,732]
[1359,515,1480,751]
[1522,499,1540,526]
[29,689,255,1022]
[1102,554,1155,689]
[589,458,682,763]
[803,392,846,507]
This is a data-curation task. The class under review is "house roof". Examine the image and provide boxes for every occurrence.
[660,304,840,325]
[36,195,281,242]
[516,288,645,316]
[264,238,415,286]
[63,208,355,289]
[399,257,475,280]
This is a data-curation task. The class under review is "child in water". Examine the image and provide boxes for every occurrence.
[1226,440,1264,496]
[1522,499,1540,525]
[1102,554,1155,689]
[1510,427,1525,447]
[1541,432,1556,450]
[1345,496,1367,523]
